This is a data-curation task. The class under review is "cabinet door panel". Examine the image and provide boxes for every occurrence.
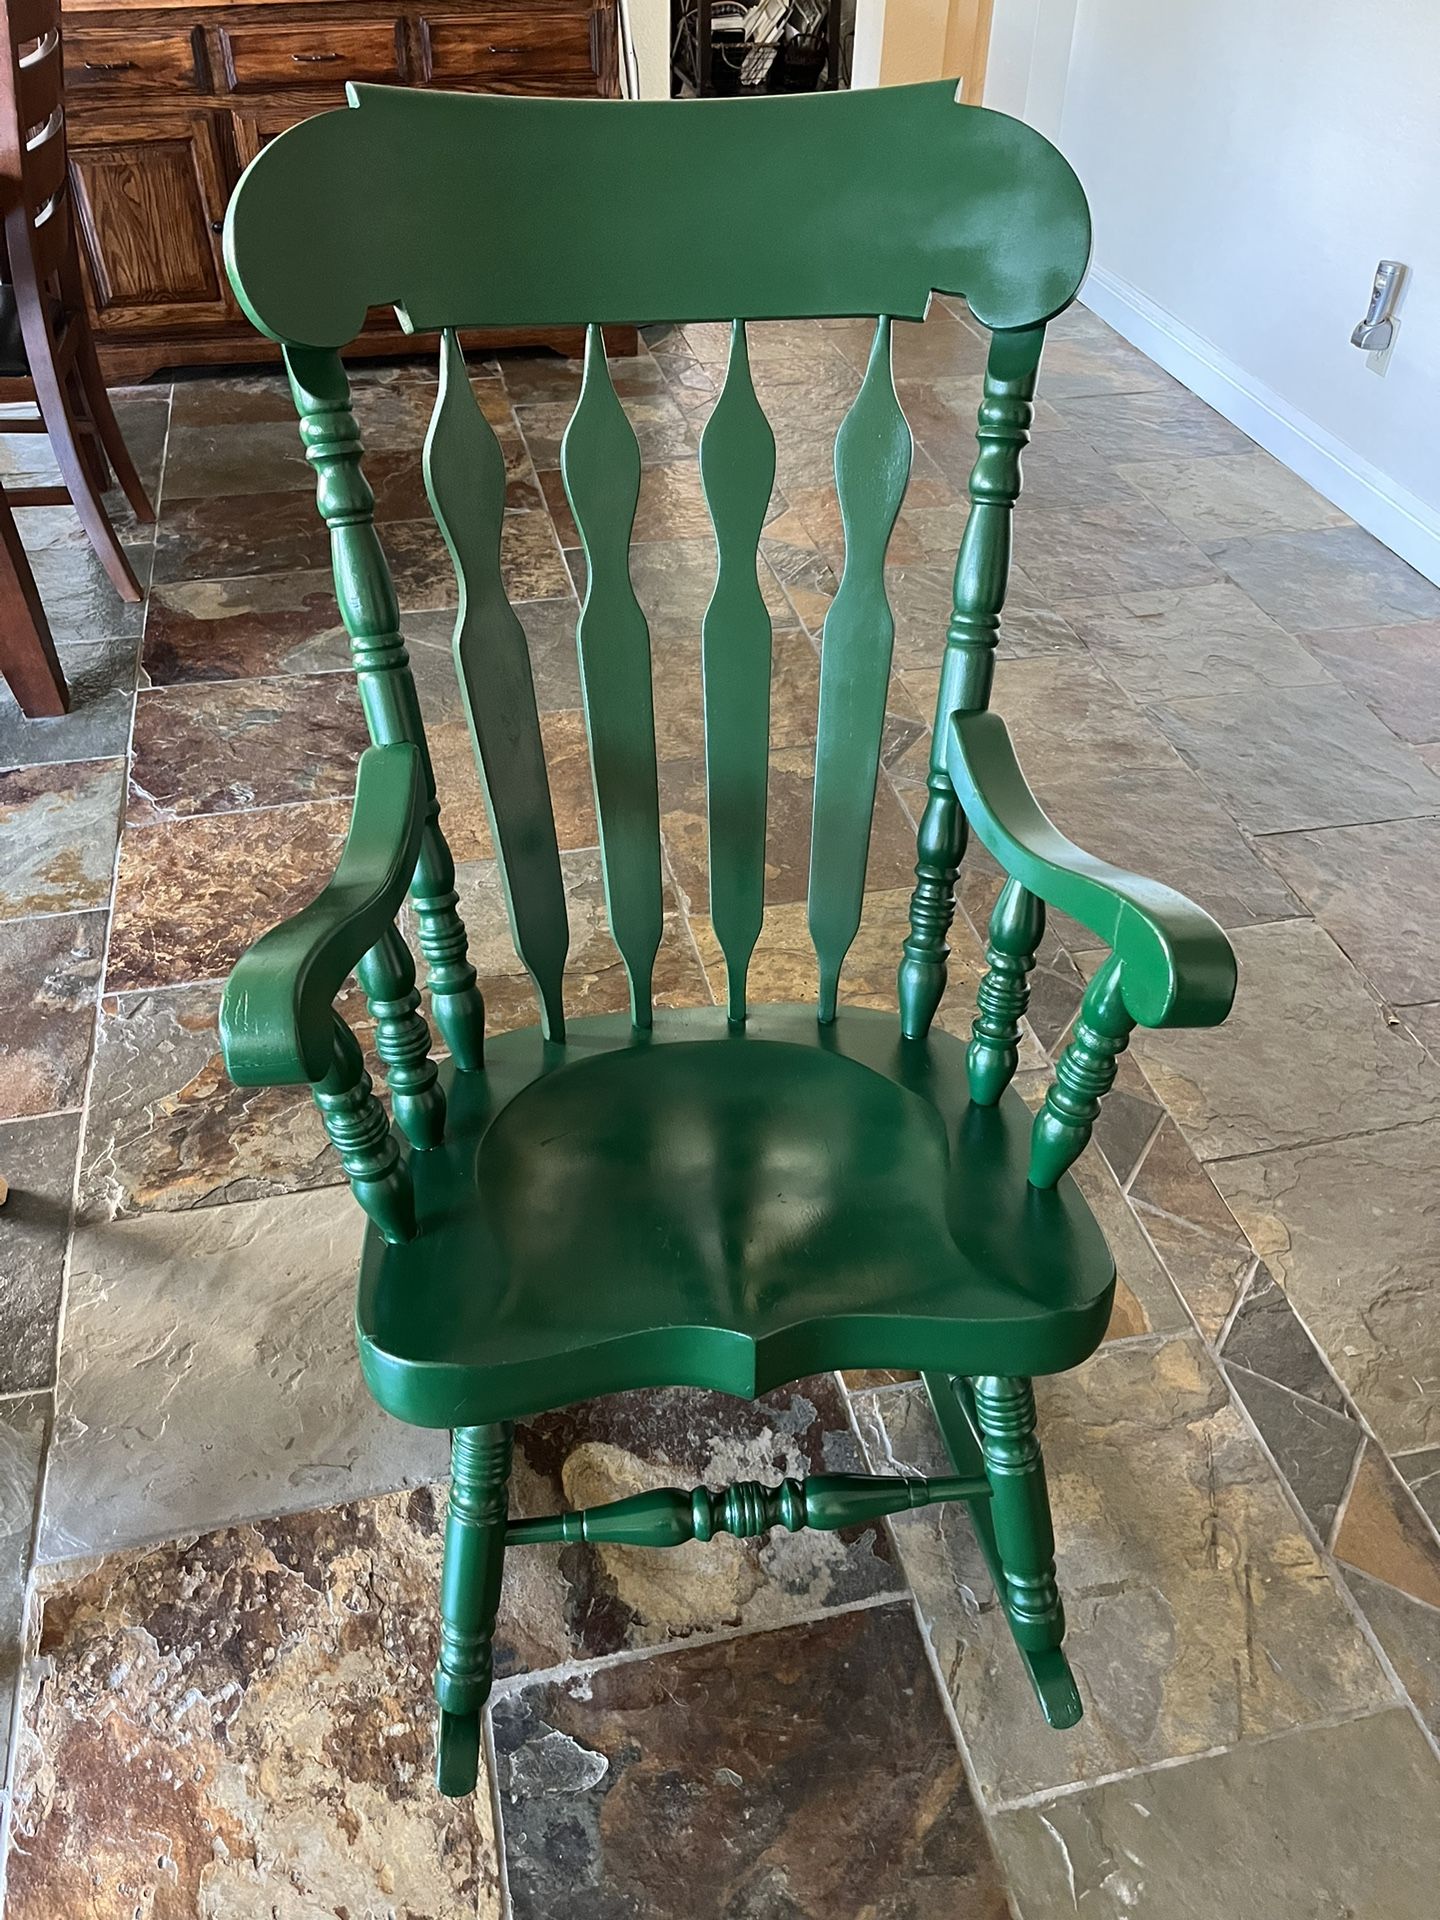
[67,110,234,333]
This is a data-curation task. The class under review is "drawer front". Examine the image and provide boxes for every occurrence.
[420,10,597,94]
[216,22,406,94]
[65,29,201,97]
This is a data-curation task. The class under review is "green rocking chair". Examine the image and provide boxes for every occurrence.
[218,80,1237,1797]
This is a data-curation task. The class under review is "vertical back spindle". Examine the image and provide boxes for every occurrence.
[698,321,777,1022]
[807,316,912,1022]
[287,344,486,1069]
[561,324,663,1028]
[425,330,569,1041]
[898,323,1043,1040]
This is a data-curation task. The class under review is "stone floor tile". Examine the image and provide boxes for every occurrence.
[1055,385,1257,463]
[647,622,818,762]
[1067,1152,1189,1341]
[1333,1445,1440,1606]
[1341,1569,1440,1742]
[685,889,1015,1053]
[0,1395,46,1780]
[1014,495,1222,601]
[446,847,711,1032]
[855,1339,1389,1804]
[1061,579,1333,703]
[491,1603,1010,1920]
[515,390,694,469]
[161,419,313,501]
[1397,1446,1440,1531]
[1032,327,1176,399]
[1132,920,1440,1161]
[433,706,596,864]
[127,675,368,825]
[0,760,122,920]
[141,569,349,685]
[1135,1207,1256,1342]
[0,910,104,1121]
[1259,816,1440,1006]
[991,1711,1440,1919]
[0,1112,79,1393]
[1153,681,1440,832]
[496,1375,901,1675]
[1209,524,1440,631]
[78,984,345,1221]
[989,650,1182,770]
[1300,619,1440,744]
[500,507,570,599]
[26,538,150,643]
[1117,450,1350,543]
[1224,1366,1362,1539]
[1399,999,1440,1060]
[1213,1119,1440,1454]
[1221,1267,1346,1411]
[1015,758,1303,935]
[7,1488,501,1919]
[660,744,917,912]
[41,1189,446,1560]
[107,800,347,993]
[154,467,431,583]
[0,634,138,766]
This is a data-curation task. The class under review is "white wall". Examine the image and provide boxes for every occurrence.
[1048,0,1440,578]
[624,0,670,98]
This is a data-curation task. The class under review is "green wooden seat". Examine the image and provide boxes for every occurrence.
[218,78,1237,1801]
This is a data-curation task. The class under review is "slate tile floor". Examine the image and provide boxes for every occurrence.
[1,303,1439,1916]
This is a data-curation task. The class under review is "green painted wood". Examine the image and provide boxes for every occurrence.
[808,316,912,1021]
[355,1003,1116,1428]
[286,344,486,1071]
[225,83,1091,345]
[971,1374,1066,1655]
[506,1470,990,1548]
[562,324,663,1028]
[312,1015,415,1244]
[425,329,569,1041]
[946,707,1238,1030]
[220,742,425,1088]
[1030,955,1135,1190]
[923,1371,1082,1727]
[899,325,1043,1041]
[968,877,1045,1106]
[698,320,776,1023]
[357,923,445,1150]
[435,1422,512,1797]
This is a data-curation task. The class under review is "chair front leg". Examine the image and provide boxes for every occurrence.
[435,1422,513,1796]
[971,1375,1065,1655]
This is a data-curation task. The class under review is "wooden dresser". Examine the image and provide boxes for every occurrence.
[59,0,625,377]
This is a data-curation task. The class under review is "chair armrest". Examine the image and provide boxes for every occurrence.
[220,742,426,1087]
[945,709,1236,1029]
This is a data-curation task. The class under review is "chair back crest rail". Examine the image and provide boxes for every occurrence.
[216,79,1183,1242]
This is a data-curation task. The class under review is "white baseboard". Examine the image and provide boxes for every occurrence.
[1080,264,1440,587]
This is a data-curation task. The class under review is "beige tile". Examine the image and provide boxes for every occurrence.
[854,1339,1390,1805]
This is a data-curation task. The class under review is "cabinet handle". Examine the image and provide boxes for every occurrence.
[291,51,341,63]
[210,220,223,234]
[82,58,134,72]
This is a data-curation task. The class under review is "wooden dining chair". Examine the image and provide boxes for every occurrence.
[0,0,154,606]
[0,469,64,712]
[218,81,1238,1798]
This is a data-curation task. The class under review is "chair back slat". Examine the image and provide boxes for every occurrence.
[562,323,664,1029]
[698,321,776,1023]
[15,23,59,136]
[425,330,569,1041]
[807,317,912,1020]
